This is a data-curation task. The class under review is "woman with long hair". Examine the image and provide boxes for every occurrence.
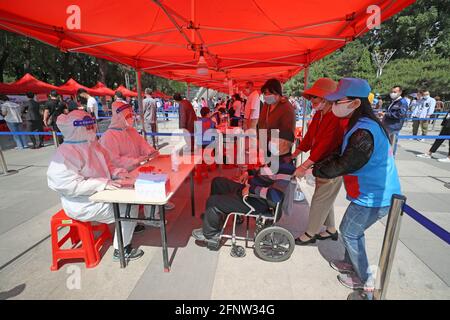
[312,78,401,292]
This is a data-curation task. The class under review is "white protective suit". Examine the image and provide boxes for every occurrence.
[47,110,138,249]
[100,100,156,171]
[100,101,159,219]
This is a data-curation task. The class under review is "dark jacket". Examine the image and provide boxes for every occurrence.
[442,112,450,128]
[258,97,296,142]
[313,129,374,179]
[382,97,408,132]
[23,99,42,122]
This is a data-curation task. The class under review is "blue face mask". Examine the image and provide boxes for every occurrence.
[264,94,277,105]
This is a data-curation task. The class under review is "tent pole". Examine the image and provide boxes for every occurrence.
[300,65,309,164]
[135,69,145,138]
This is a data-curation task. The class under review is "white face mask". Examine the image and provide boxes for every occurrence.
[264,94,277,105]
[390,92,399,100]
[423,95,430,99]
[268,141,279,155]
[332,101,354,118]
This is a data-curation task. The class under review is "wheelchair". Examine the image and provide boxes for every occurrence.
[205,194,295,262]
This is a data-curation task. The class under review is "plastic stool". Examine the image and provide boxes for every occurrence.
[194,163,209,183]
[50,209,111,271]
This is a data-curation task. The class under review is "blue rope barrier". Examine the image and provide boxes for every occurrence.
[0,131,60,136]
[1,131,448,140]
[403,204,450,245]
[398,135,450,139]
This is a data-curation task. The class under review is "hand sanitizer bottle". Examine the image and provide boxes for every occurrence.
[171,149,179,172]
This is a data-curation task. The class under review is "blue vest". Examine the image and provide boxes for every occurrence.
[341,117,401,207]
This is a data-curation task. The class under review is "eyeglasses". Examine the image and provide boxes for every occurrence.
[335,99,353,104]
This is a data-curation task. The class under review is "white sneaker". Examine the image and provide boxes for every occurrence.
[416,153,431,159]
[438,157,450,163]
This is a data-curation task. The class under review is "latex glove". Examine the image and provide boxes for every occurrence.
[105,180,122,190]
[116,171,132,180]
[138,155,149,164]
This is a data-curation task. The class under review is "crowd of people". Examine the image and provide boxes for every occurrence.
[1,75,448,293]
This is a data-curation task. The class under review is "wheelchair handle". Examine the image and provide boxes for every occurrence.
[242,195,256,215]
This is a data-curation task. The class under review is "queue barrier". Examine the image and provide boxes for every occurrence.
[372,195,450,300]
[1,131,449,139]
[403,204,450,245]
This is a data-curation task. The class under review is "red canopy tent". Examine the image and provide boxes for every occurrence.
[115,85,138,97]
[90,81,115,96]
[0,82,12,95]
[57,78,104,96]
[152,90,171,100]
[0,1,415,92]
[0,73,60,94]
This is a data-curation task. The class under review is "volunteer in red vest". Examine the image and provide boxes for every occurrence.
[292,78,346,245]
[312,78,401,291]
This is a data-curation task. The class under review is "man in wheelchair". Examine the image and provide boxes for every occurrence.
[192,136,296,248]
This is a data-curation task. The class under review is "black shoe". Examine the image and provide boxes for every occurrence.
[134,225,146,234]
[192,228,221,244]
[295,232,316,245]
[113,244,144,262]
[316,230,339,241]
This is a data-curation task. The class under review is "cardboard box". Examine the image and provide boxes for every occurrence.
[135,173,170,201]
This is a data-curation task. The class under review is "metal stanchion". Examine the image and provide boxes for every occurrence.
[52,131,60,148]
[0,145,18,177]
[373,194,407,300]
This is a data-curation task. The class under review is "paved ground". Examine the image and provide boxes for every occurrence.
[0,118,449,300]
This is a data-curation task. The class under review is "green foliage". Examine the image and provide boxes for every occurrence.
[284,0,450,99]
[373,55,450,96]
[0,30,187,94]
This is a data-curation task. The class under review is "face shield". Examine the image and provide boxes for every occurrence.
[56,110,97,143]
[110,102,133,129]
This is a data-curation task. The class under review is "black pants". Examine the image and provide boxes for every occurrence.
[149,123,157,147]
[26,120,44,147]
[51,123,64,144]
[202,177,269,239]
[430,126,450,156]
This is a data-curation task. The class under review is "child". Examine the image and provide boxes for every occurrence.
[196,106,216,148]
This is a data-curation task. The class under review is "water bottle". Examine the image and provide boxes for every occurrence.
[171,149,179,172]
[294,178,305,202]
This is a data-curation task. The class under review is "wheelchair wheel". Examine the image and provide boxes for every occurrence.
[230,245,246,258]
[254,226,295,262]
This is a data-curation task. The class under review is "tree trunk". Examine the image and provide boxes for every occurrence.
[97,58,108,84]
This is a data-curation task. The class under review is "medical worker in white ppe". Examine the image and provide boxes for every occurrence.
[47,110,144,262]
[100,100,173,227]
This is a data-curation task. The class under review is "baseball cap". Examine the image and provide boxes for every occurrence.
[325,78,371,101]
[302,78,337,99]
